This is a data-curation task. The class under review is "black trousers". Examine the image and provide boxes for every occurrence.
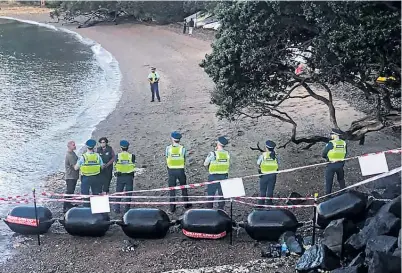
[325,162,346,194]
[167,168,189,211]
[258,174,277,205]
[63,179,77,212]
[100,168,113,193]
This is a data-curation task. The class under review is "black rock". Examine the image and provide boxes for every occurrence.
[382,185,401,200]
[378,196,401,218]
[393,248,401,257]
[398,229,401,248]
[345,211,400,252]
[295,244,340,272]
[367,251,401,273]
[365,235,398,260]
[349,252,365,267]
[370,191,383,199]
[366,198,386,218]
[317,191,367,228]
[279,231,304,255]
[322,219,357,257]
[330,265,364,273]
[303,235,313,246]
[371,173,401,189]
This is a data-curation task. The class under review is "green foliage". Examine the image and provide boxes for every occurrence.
[52,1,210,24]
[201,1,401,141]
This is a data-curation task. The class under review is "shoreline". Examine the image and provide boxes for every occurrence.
[0,6,400,273]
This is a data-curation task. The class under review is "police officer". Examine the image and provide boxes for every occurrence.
[74,139,104,205]
[322,128,347,194]
[257,140,279,205]
[97,137,115,194]
[148,67,161,102]
[113,140,136,214]
[165,131,191,213]
[203,136,230,210]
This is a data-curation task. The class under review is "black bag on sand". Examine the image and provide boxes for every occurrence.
[317,191,367,228]
[244,209,301,241]
[180,209,232,239]
[117,208,171,239]
[4,206,54,235]
[61,207,111,237]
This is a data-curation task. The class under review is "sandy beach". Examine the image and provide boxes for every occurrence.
[0,6,400,273]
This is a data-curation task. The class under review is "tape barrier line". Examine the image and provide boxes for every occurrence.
[38,198,230,205]
[318,166,402,200]
[234,199,315,209]
[107,148,401,196]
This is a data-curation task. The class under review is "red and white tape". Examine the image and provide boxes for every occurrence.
[234,199,316,209]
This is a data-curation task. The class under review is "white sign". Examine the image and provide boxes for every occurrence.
[358,152,389,176]
[220,178,246,198]
[90,195,110,214]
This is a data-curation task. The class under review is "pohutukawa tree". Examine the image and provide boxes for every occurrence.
[200,1,401,148]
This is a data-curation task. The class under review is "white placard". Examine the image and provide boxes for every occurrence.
[358,152,389,176]
[90,195,110,214]
[220,178,246,198]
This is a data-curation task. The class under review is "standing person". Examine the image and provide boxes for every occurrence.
[183,19,187,34]
[257,140,279,206]
[64,140,79,213]
[322,128,347,195]
[74,139,104,206]
[113,140,136,214]
[188,18,195,35]
[148,67,161,102]
[96,137,115,194]
[165,131,192,213]
[203,137,230,210]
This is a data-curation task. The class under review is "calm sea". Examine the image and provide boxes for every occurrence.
[0,17,121,261]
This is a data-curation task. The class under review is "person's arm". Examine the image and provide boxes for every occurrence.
[183,147,187,160]
[322,142,333,160]
[203,152,214,167]
[106,148,115,168]
[154,72,160,83]
[132,154,136,163]
[74,156,84,171]
[165,146,169,158]
[257,154,263,166]
[148,73,153,84]
[99,155,104,167]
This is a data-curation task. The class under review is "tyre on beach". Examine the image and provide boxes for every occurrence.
[180,209,232,239]
[117,208,172,239]
[4,206,54,235]
[243,209,301,241]
[61,207,111,237]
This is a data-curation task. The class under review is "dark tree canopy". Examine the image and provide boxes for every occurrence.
[48,1,214,26]
[201,1,401,148]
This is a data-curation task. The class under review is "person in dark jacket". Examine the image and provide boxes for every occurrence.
[183,19,187,34]
[188,18,195,35]
[97,137,115,194]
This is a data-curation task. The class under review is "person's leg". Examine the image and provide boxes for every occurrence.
[103,169,113,193]
[124,175,134,213]
[150,84,155,102]
[155,83,160,102]
[177,170,191,206]
[335,165,346,190]
[80,176,90,207]
[266,174,277,205]
[64,179,77,212]
[114,177,125,213]
[89,175,101,195]
[325,165,336,195]
[189,27,193,35]
[258,175,269,206]
[217,183,225,210]
[206,174,217,208]
[168,171,177,212]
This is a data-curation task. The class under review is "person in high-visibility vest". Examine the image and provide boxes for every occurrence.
[165,131,192,213]
[113,140,136,214]
[322,128,347,194]
[257,140,279,206]
[148,67,161,102]
[74,139,104,205]
[203,136,230,210]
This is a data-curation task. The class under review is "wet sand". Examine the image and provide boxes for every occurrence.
[0,7,401,273]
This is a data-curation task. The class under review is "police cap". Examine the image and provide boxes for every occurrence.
[218,136,228,146]
[265,140,276,149]
[171,131,182,141]
[120,140,129,148]
[85,139,96,148]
